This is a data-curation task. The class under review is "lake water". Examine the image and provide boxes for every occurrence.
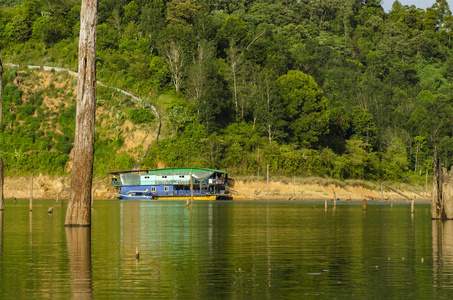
[0,200,452,299]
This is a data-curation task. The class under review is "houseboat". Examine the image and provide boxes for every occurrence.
[110,168,230,200]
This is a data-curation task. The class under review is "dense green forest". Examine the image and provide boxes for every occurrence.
[1,0,453,183]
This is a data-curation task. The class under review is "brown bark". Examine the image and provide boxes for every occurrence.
[432,147,441,219]
[0,156,3,212]
[0,53,3,211]
[430,146,453,220]
[65,0,99,226]
[442,170,453,218]
[0,53,3,126]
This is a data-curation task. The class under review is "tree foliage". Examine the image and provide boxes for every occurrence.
[3,0,453,182]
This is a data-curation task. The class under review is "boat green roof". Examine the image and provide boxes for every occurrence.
[111,167,227,176]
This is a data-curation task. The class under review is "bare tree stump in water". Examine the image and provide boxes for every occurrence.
[432,147,441,219]
[431,147,453,219]
[65,0,99,226]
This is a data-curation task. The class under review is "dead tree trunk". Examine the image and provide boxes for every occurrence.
[0,155,3,211]
[382,182,411,200]
[0,54,3,211]
[65,0,99,226]
[431,147,442,220]
[432,147,440,219]
[431,146,453,219]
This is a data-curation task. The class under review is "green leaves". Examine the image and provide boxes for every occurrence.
[128,108,155,125]
[3,0,453,183]
[277,70,329,146]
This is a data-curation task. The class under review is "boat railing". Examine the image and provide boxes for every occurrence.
[174,180,190,185]
[113,180,140,186]
[155,180,171,184]
[111,179,227,187]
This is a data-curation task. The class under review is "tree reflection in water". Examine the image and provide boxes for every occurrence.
[0,211,3,256]
[433,220,453,289]
[66,227,92,300]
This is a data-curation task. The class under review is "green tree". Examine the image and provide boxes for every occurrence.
[186,40,229,134]
[139,0,166,53]
[166,0,201,27]
[424,8,438,31]
[5,14,31,43]
[349,106,378,150]
[413,135,426,172]
[124,1,139,24]
[255,68,285,143]
[277,70,329,146]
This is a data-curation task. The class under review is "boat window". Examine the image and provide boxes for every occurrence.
[164,186,169,191]
[144,176,150,179]
[179,175,184,178]
[162,175,167,179]
[151,187,156,192]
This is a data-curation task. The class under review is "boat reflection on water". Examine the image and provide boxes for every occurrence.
[66,227,92,300]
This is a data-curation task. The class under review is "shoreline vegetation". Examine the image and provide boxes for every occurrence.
[2,175,432,203]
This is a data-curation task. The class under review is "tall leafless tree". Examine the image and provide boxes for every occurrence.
[163,40,184,92]
[227,42,241,122]
[65,0,99,226]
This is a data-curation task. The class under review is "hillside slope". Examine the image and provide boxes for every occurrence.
[0,66,159,179]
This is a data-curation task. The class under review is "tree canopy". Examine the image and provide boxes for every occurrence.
[1,0,453,183]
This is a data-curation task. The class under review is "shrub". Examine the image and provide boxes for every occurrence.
[128,108,155,124]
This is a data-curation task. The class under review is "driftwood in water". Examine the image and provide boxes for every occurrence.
[364,195,387,201]
[411,189,430,199]
[431,146,453,220]
[382,182,411,200]
[287,192,304,201]
[65,0,99,226]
